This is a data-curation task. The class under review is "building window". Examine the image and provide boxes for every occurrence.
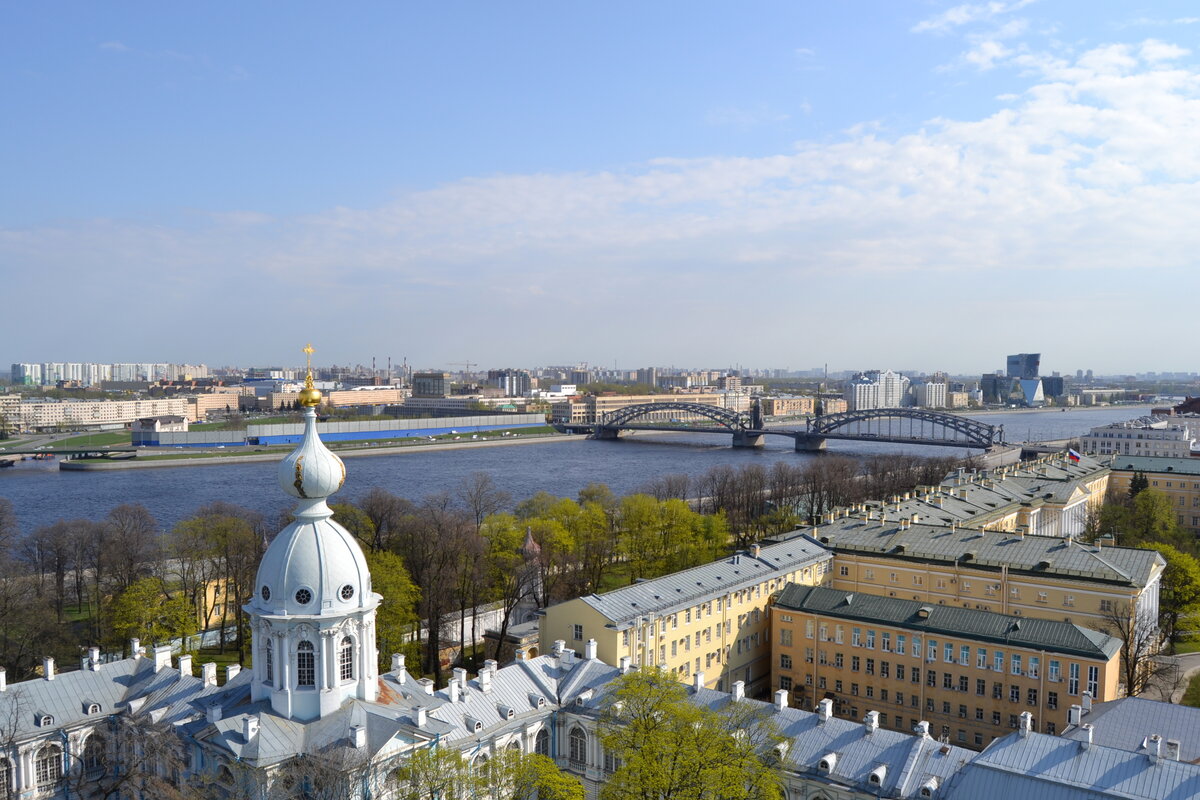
[1087,666,1099,697]
[976,679,986,696]
[535,729,549,756]
[780,628,793,647]
[569,728,588,768]
[35,746,62,790]
[83,735,105,772]
[1027,688,1038,706]
[339,636,354,682]
[573,624,583,641]
[265,639,274,685]
[1047,691,1058,710]
[1069,663,1079,695]
[0,758,10,799]
[297,641,316,687]
[779,676,793,691]
[780,654,793,670]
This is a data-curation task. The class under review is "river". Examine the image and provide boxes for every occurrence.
[0,405,1151,533]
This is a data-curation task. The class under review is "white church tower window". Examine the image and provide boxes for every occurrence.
[243,344,382,721]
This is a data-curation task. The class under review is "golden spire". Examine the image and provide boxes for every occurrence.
[299,342,322,407]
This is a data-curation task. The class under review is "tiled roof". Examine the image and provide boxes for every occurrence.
[577,536,831,625]
[774,584,1120,659]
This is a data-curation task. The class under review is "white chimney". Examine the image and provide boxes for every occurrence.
[552,640,566,655]
[88,647,101,671]
[243,715,259,741]
[417,678,435,695]
[1068,705,1083,726]
[0,667,6,692]
[448,680,461,703]
[225,664,241,682]
[1148,734,1163,765]
[732,680,745,701]
[585,639,598,660]
[619,656,632,673]
[414,706,427,728]
[690,672,704,692]
[130,638,143,656]
[484,659,499,673]
[202,662,217,687]
[43,656,55,681]
[914,720,930,738]
[179,654,193,677]
[1080,723,1093,750]
[479,667,493,694]
[817,698,833,721]
[1166,739,1181,762]
[1082,691,1093,712]
[453,667,468,693]
[864,710,879,733]
[154,644,173,672]
[206,704,222,723]
[1018,711,1032,737]
[391,653,406,673]
[351,724,367,748]
[774,689,788,711]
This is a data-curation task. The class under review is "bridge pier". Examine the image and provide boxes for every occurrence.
[731,432,765,448]
[592,427,620,440]
[794,434,827,452]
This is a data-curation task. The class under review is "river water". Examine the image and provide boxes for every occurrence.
[0,405,1151,533]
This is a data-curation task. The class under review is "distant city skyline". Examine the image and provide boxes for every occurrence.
[5,2,1200,371]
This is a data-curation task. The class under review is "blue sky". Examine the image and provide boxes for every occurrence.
[4,2,1200,374]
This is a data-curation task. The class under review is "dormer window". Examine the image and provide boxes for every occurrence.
[38,714,54,727]
[86,703,101,715]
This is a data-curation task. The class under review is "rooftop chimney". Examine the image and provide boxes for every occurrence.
[153,644,173,672]
[774,689,788,711]
[817,698,833,722]
[552,640,566,656]
[206,704,222,723]
[1166,739,1181,762]
[484,659,498,673]
[391,653,406,674]
[479,667,493,694]
[243,715,259,741]
[0,667,6,693]
[585,639,598,660]
[1018,711,1032,737]
[43,656,55,681]
[750,544,762,558]
[693,671,706,693]
[179,654,193,677]
[914,720,930,738]
[130,638,144,657]
[448,680,461,704]
[414,706,427,728]
[351,724,367,748]
[864,710,879,733]
[1148,734,1163,765]
[619,656,632,674]
[87,647,101,671]
[202,662,217,687]
[225,664,241,682]
[1082,691,1093,712]
[1068,705,1083,726]
[732,680,745,701]
[452,667,468,692]
[1080,723,1093,750]
[417,678,435,695]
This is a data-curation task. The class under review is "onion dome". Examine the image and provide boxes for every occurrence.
[276,406,345,501]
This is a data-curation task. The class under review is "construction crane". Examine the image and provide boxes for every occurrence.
[447,361,478,375]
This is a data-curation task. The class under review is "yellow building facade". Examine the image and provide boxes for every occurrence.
[1107,455,1200,536]
[770,584,1121,750]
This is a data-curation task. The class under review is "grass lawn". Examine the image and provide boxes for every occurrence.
[50,431,132,448]
[1183,672,1200,708]
[1175,637,1200,655]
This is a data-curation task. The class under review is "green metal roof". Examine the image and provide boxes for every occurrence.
[1108,454,1200,477]
[774,584,1121,660]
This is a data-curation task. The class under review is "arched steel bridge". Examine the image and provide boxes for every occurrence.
[559,402,1002,451]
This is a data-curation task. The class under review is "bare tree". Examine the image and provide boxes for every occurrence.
[359,487,415,551]
[104,504,160,591]
[1104,601,1171,696]
[0,498,18,562]
[457,472,511,530]
[66,713,199,800]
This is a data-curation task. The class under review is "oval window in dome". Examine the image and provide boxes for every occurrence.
[295,588,313,606]
[261,586,271,602]
[340,584,355,601]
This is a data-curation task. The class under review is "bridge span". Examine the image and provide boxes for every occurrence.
[558,403,1003,452]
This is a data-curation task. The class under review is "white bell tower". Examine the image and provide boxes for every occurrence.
[244,346,381,721]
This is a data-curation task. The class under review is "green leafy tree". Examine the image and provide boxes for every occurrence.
[364,549,420,670]
[105,577,196,653]
[480,514,537,660]
[332,502,378,551]
[598,667,785,800]
[478,748,584,800]
[1158,544,1200,649]
[394,746,478,800]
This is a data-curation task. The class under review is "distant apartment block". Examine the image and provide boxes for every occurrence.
[1006,353,1040,379]
[17,397,190,431]
[844,370,909,410]
[1081,416,1195,458]
[762,396,816,416]
[411,371,451,398]
[913,382,947,409]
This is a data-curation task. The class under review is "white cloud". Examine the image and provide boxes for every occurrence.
[912,0,1036,34]
[9,37,1200,365]
[99,41,128,52]
[964,40,1013,70]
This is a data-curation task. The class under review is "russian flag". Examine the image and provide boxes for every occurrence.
[1068,449,1082,462]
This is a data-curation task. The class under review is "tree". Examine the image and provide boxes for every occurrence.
[331,502,377,550]
[105,577,196,653]
[457,472,511,530]
[105,504,160,591]
[478,747,584,800]
[1129,470,1150,500]
[480,514,538,660]
[0,498,17,562]
[1103,600,1170,696]
[598,667,785,800]
[365,549,420,670]
[65,714,198,800]
[1158,544,1200,649]
[394,746,478,800]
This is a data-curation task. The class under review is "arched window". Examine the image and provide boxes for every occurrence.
[265,639,274,685]
[339,636,354,682]
[568,727,587,768]
[506,741,521,753]
[35,745,62,790]
[83,734,106,772]
[535,729,549,756]
[0,758,12,798]
[297,641,315,687]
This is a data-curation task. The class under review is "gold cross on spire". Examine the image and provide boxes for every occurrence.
[303,343,315,372]
[299,343,321,407]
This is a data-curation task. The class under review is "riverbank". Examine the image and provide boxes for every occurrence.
[60,432,590,470]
